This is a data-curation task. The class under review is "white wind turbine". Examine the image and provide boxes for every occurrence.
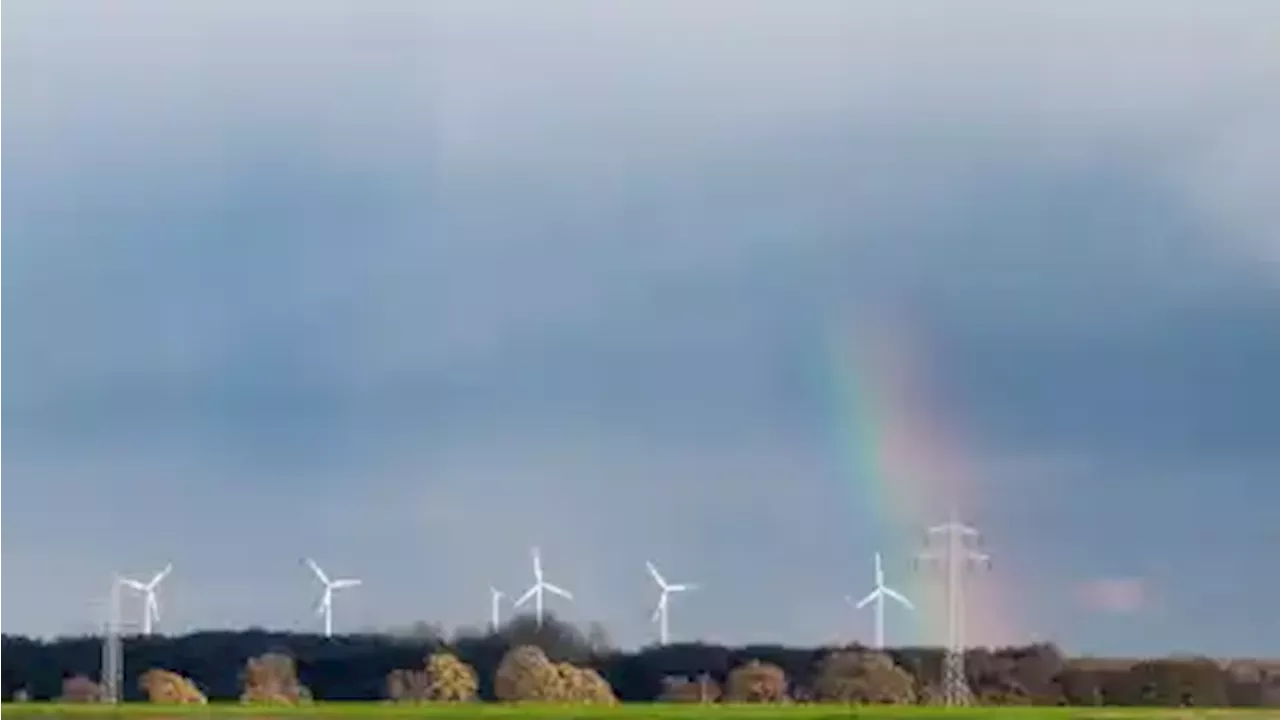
[514,547,572,627]
[646,561,697,646]
[489,587,505,632]
[306,558,362,638]
[120,564,172,636]
[847,552,913,649]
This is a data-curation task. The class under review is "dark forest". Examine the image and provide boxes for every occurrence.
[4,614,1279,706]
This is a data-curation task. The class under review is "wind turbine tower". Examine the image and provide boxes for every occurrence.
[847,552,913,649]
[120,564,172,636]
[489,587,505,632]
[514,547,573,628]
[916,509,990,707]
[646,561,697,645]
[306,558,362,638]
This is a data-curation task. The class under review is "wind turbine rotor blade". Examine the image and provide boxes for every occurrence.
[874,553,884,586]
[882,586,914,609]
[645,561,667,589]
[315,591,331,616]
[531,547,542,580]
[121,579,147,592]
[844,595,857,608]
[855,589,880,609]
[542,582,573,600]
[650,596,666,623]
[331,579,362,589]
[148,564,173,590]
[514,586,538,608]
[666,583,694,593]
[147,594,161,623]
[306,558,330,585]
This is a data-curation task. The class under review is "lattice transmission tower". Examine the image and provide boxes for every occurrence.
[100,575,124,704]
[916,509,991,706]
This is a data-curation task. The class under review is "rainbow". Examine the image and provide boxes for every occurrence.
[824,315,1023,648]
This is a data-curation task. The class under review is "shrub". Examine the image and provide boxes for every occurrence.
[493,644,617,703]
[139,668,207,704]
[239,652,311,704]
[812,650,916,704]
[724,659,788,703]
[58,675,102,703]
[659,673,722,703]
[424,652,479,701]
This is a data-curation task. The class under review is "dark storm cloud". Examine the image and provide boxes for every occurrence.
[3,0,1278,654]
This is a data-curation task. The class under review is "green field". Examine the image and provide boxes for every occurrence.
[3,705,1277,720]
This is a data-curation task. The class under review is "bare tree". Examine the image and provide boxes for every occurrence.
[502,613,594,663]
[385,668,430,702]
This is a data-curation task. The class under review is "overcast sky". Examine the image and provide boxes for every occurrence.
[4,0,1279,656]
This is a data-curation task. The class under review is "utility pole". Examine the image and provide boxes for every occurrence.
[916,509,990,706]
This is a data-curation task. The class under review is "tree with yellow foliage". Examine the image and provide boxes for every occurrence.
[139,668,207,704]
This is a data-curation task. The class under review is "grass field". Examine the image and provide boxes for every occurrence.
[2,705,1278,720]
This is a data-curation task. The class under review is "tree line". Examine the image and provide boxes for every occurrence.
[4,614,1278,706]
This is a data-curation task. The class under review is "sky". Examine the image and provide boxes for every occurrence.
[3,0,1279,657]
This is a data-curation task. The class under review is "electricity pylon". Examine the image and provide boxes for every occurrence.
[100,575,124,704]
[916,509,990,706]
